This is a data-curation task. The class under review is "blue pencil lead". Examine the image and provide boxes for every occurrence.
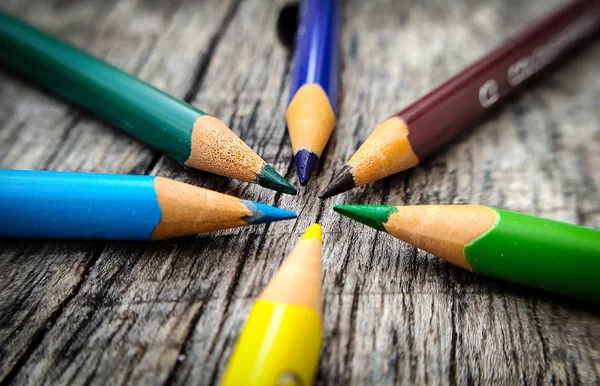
[241,201,297,225]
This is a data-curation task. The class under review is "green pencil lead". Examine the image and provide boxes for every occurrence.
[333,205,398,232]
[256,164,297,195]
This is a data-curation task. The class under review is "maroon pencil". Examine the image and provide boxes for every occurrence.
[320,0,600,198]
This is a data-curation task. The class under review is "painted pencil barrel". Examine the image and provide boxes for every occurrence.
[221,301,321,386]
[0,170,161,240]
[467,208,600,302]
[0,11,202,163]
[289,0,339,110]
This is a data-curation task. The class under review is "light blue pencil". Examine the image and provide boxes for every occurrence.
[0,170,296,240]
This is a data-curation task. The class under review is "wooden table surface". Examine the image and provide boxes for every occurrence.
[1,0,599,384]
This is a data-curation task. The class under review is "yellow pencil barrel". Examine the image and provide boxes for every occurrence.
[221,300,321,385]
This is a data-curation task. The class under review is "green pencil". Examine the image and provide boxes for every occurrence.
[0,11,296,195]
[334,204,600,303]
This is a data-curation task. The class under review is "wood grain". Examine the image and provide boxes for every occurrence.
[1,0,599,385]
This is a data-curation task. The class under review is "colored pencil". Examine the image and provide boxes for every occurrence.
[334,204,600,303]
[0,170,296,240]
[222,224,323,385]
[287,0,340,185]
[320,0,600,198]
[0,11,296,195]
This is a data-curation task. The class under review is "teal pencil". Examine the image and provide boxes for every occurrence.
[0,11,296,195]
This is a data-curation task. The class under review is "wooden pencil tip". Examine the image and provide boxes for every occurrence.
[319,165,355,199]
[259,224,323,314]
[333,205,398,231]
[187,115,268,184]
[257,164,297,195]
[286,84,336,186]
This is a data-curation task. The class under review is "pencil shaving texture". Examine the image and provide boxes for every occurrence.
[260,238,322,316]
[347,117,419,186]
[151,177,249,239]
[186,115,263,182]
[386,205,497,270]
[287,84,336,156]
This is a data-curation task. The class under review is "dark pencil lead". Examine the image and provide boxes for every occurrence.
[318,165,355,199]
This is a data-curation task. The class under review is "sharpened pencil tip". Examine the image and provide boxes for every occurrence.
[257,164,297,195]
[242,201,297,225]
[333,205,398,231]
[319,165,355,199]
[295,150,319,186]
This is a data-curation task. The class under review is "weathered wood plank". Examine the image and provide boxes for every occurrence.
[0,0,599,385]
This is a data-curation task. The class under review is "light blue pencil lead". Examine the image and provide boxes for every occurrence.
[241,201,297,225]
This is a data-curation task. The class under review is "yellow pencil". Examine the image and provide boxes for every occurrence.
[221,224,323,385]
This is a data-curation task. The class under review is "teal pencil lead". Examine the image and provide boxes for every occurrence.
[256,165,297,195]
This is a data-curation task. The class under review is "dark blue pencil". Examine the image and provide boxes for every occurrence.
[0,170,296,240]
[286,0,340,185]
